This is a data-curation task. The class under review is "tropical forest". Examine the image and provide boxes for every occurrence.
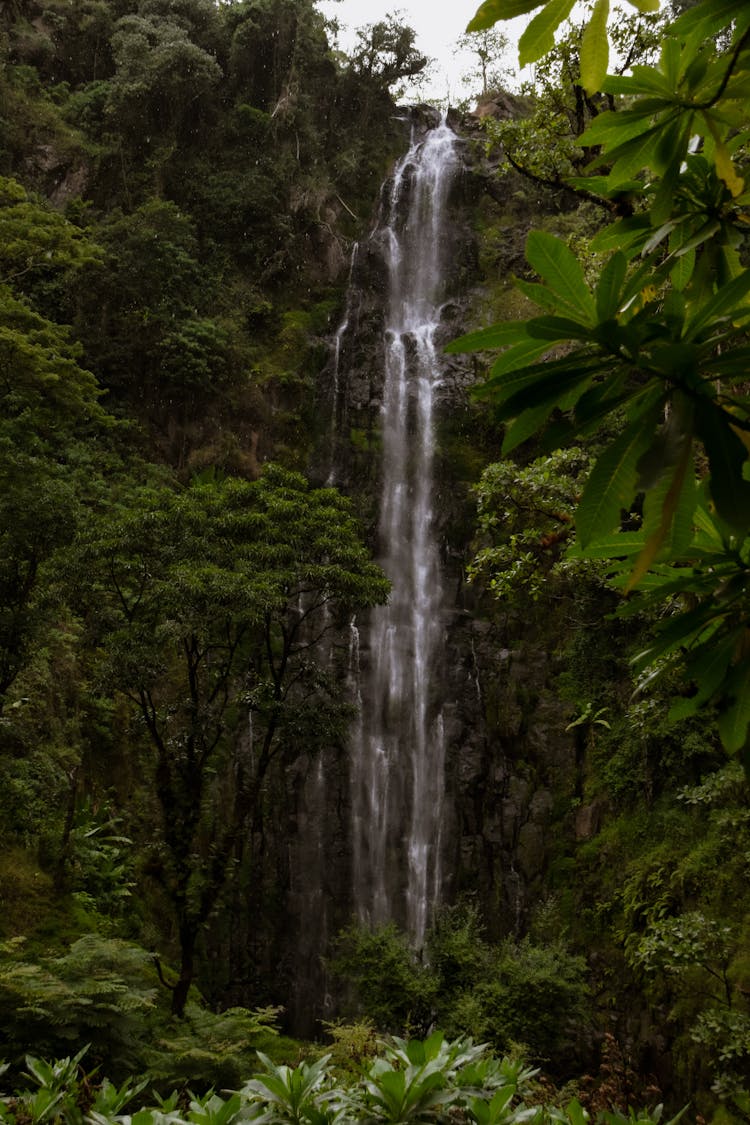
[1,0,750,1121]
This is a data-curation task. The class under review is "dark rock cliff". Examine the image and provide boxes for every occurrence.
[242,107,583,1035]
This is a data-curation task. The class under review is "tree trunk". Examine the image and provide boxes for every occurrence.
[171,922,197,1017]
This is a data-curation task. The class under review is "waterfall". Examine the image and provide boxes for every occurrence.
[327,243,359,486]
[350,116,459,948]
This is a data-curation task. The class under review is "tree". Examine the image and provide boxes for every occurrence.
[480,7,664,197]
[106,9,222,143]
[457,28,512,100]
[79,466,389,1015]
[452,0,750,759]
[0,177,109,711]
[349,16,428,88]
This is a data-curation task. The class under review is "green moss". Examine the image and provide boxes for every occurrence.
[0,848,57,939]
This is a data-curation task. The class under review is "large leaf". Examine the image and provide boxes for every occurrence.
[501,402,558,453]
[604,124,674,186]
[525,231,596,322]
[486,337,554,380]
[567,531,646,558]
[625,438,696,591]
[466,0,544,32]
[703,112,745,196]
[514,278,588,318]
[445,321,530,353]
[580,107,661,149]
[671,0,750,41]
[717,660,750,754]
[525,315,594,342]
[683,265,750,338]
[518,0,576,67]
[589,216,651,255]
[577,401,663,546]
[696,404,750,530]
[580,0,610,94]
[493,355,603,418]
[595,252,627,321]
[669,629,743,721]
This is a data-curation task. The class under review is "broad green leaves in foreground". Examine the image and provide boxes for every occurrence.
[0,1037,687,1125]
[456,0,750,755]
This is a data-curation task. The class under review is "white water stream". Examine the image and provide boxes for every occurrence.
[350,117,459,947]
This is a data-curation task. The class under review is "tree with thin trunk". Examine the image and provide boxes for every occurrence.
[79,465,389,1015]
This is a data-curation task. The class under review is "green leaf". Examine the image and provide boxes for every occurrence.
[489,337,554,375]
[466,0,544,32]
[626,438,696,591]
[589,215,651,255]
[580,107,659,148]
[567,531,646,558]
[670,248,695,291]
[580,0,610,94]
[525,231,595,321]
[595,252,627,321]
[514,278,586,317]
[626,0,659,10]
[696,405,750,530]
[445,321,529,353]
[518,0,576,67]
[671,0,749,42]
[577,401,663,546]
[685,267,750,337]
[526,315,594,342]
[497,356,602,418]
[669,629,742,721]
[501,401,557,453]
[717,660,750,754]
[605,124,672,186]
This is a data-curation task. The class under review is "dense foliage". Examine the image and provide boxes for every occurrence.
[454,0,750,755]
[0,1036,687,1125]
[3,0,750,1118]
[0,0,401,1043]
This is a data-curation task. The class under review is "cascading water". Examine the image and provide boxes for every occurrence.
[349,116,460,948]
[327,243,359,486]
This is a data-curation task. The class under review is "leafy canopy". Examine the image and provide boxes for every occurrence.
[453,0,750,757]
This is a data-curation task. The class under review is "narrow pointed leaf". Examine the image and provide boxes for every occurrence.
[669,630,742,721]
[487,337,553,378]
[518,0,576,66]
[604,125,668,185]
[526,315,594,341]
[567,531,646,558]
[501,402,557,453]
[514,277,587,317]
[445,321,530,353]
[580,108,659,149]
[625,439,696,591]
[590,216,651,255]
[696,405,750,530]
[498,358,599,418]
[525,231,595,321]
[577,403,663,546]
[467,0,544,32]
[580,0,610,93]
[717,661,750,754]
[683,262,750,337]
[596,252,627,320]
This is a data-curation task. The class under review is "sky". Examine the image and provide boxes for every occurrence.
[315,0,533,107]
